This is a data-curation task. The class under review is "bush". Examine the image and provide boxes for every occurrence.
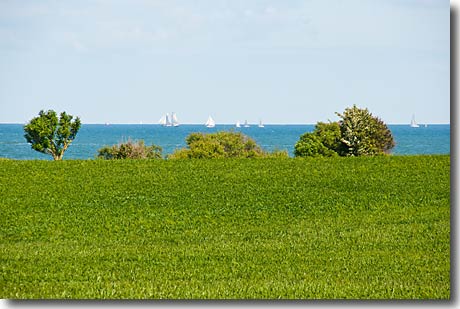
[294,122,342,157]
[314,122,342,153]
[294,132,339,157]
[97,139,162,160]
[295,105,394,157]
[264,149,290,158]
[337,105,395,156]
[168,131,288,159]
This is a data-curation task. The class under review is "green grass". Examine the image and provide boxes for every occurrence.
[0,156,450,299]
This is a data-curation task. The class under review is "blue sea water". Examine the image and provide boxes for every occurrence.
[0,123,450,160]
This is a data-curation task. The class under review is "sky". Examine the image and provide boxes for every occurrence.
[0,0,450,124]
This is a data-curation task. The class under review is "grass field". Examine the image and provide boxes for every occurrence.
[0,156,450,299]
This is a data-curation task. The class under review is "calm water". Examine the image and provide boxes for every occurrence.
[0,124,450,160]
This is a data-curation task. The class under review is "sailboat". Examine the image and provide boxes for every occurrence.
[171,112,180,127]
[243,120,250,128]
[159,112,179,127]
[410,114,420,128]
[205,115,216,128]
[258,120,265,128]
[236,121,241,128]
[159,113,171,126]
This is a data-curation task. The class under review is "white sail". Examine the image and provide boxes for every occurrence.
[165,113,172,126]
[410,114,419,128]
[236,121,241,128]
[158,114,167,126]
[205,116,215,128]
[258,120,264,128]
[171,112,180,127]
[243,120,250,128]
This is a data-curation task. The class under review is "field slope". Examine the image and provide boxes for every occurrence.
[0,156,450,299]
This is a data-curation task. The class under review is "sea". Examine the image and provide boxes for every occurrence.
[0,124,450,160]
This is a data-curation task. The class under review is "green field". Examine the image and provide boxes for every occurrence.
[0,156,450,299]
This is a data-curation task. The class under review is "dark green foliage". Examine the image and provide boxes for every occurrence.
[295,106,395,157]
[294,133,335,157]
[0,156,450,299]
[97,139,162,160]
[23,110,81,160]
[336,105,395,156]
[169,131,288,159]
[294,122,341,157]
[314,121,342,152]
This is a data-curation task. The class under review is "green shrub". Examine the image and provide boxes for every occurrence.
[97,139,162,160]
[337,105,395,156]
[295,105,394,157]
[294,132,339,157]
[169,131,288,159]
[294,122,341,157]
[264,149,290,158]
[314,121,342,152]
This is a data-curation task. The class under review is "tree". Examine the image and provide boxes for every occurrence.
[294,105,394,157]
[337,105,395,156]
[294,132,338,158]
[314,122,342,152]
[24,110,81,160]
[97,139,163,160]
[294,122,341,157]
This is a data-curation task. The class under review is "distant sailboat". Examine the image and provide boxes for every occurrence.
[236,121,241,128]
[410,114,420,128]
[243,120,250,128]
[171,112,180,127]
[205,115,216,128]
[159,113,171,126]
[258,120,265,128]
[159,112,179,127]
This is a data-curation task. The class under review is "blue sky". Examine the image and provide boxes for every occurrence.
[0,0,450,124]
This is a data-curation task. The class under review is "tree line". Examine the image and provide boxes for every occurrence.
[23,105,394,161]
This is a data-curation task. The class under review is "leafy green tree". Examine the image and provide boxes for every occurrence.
[97,139,162,160]
[337,105,395,156]
[294,132,339,157]
[24,110,81,160]
[314,122,342,151]
[295,106,394,157]
[294,122,341,157]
